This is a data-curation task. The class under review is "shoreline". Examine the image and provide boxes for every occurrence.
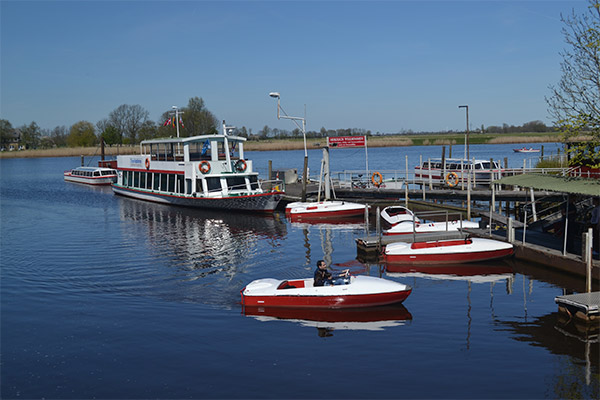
[0,133,570,159]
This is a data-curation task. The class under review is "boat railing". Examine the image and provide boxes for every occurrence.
[331,165,574,192]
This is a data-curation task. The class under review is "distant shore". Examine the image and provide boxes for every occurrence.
[0,132,574,159]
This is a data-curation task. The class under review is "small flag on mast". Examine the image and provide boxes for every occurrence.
[163,118,171,127]
[179,117,185,128]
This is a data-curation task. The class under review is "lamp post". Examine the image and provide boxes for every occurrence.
[458,105,469,160]
[269,92,308,201]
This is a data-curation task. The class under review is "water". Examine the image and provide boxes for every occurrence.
[1,144,598,399]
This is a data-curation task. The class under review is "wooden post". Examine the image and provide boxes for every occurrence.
[81,155,84,166]
[267,160,273,191]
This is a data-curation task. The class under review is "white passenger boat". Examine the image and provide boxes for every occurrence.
[64,166,118,185]
[415,158,501,187]
[513,147,540,153]
[112,121,283,212]
[383,237,514,264]
[286,200,368,220]
[241,275,412,308]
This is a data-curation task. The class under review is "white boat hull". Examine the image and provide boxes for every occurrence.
[285,200,367,219]
[384,220,480,235]
[384,237,514,264]
[241,275,411,308]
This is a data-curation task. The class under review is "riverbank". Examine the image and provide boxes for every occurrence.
[0,131,572,159]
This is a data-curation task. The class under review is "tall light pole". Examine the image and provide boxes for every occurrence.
[269,92,308,201]
[459,105,469,160]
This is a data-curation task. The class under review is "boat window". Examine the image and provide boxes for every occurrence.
[94,171,100,177]
[249,175,259,190]
[206,177,222,193]
[226,176,247,192]
[153,173,160,190]
[168,174,175,192]
[145,172,152,189]
[140,172,146,188]
[123,171,130,186]
[177,175,184,193]
[160,174,168,191]
[133,171,140,187]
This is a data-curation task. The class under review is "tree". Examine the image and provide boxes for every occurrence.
[0,119,14,148]
[67,121,97,147]
[108,104,150,144]
[19,122,41,149]
[546,0,600,167]
[49,125,68,147]
[181,96,219,136]
[137,120,158,142]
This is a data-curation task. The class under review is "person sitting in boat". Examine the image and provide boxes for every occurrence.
[314,260,349,286]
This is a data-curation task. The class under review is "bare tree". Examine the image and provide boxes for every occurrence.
[546,0,600,166]
[108,104,150,144]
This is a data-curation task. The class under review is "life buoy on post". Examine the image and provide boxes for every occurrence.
[445,172,459,187]
[371,171,383,187]
[235,159,247,172]
[145,158,150,170]
[199,161,211,174]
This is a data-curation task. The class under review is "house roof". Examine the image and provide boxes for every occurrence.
[494,174,600,197]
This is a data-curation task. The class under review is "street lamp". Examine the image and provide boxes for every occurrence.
[269,92,308,201]
[458,105,469,160]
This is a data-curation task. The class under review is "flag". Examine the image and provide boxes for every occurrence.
[201,139,210,156]
[172,117,175,127]
[179,117,185,128]
[163,118,171,127]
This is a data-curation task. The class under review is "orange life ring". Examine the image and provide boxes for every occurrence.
[235,159,247,172]
[445,172,459,187]
[145,158,150,170]
[371,171,383,187]
[199,161,211,174]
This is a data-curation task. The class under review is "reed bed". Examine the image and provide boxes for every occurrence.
[0,133,572,159]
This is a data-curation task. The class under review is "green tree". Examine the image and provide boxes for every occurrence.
[67,121,97,147]
[137,120,158,142]
[546,0,600,167]
[0,119,14,148]
[19,122,41,149]
[176,97,219,136]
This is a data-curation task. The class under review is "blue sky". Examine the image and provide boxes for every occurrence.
[0,0,590,134]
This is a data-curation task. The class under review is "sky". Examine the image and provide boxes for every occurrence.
[0,0,592,134]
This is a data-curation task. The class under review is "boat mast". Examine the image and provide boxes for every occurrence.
[222,120,235,172]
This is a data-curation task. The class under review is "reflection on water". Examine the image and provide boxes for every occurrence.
[243,304,412,336]
[117,198,288,306]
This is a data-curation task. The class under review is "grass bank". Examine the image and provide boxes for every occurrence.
[0,131,572,159]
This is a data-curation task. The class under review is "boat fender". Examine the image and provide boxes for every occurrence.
[145,158,150,170]
[199,161,211,174]
[371,171,383,187]
[445,172,459,187]
[235,159,247,172]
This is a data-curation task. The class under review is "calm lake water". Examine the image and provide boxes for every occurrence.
[1,143,598,399]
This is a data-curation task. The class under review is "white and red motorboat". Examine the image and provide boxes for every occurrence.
[383,219,480,235]
[513,147,540,153]
[241,275,411,308]
[285,200,368,220]
[380,205,420,226]
[64,166,118,185]
[383,237,514,264]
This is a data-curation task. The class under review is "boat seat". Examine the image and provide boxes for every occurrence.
[277,281,296,290]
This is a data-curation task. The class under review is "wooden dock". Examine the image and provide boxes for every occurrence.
[555,292,600,322]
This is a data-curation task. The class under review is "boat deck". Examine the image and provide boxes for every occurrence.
[555,292,600,322]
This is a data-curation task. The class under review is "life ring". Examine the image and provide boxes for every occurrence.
[445,172,459,187]
[199,161,211,174]
[371,171,383,187]
[145,158,150,170]
[235,159,247,172]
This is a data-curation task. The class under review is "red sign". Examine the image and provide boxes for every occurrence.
[327,136,366,148]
